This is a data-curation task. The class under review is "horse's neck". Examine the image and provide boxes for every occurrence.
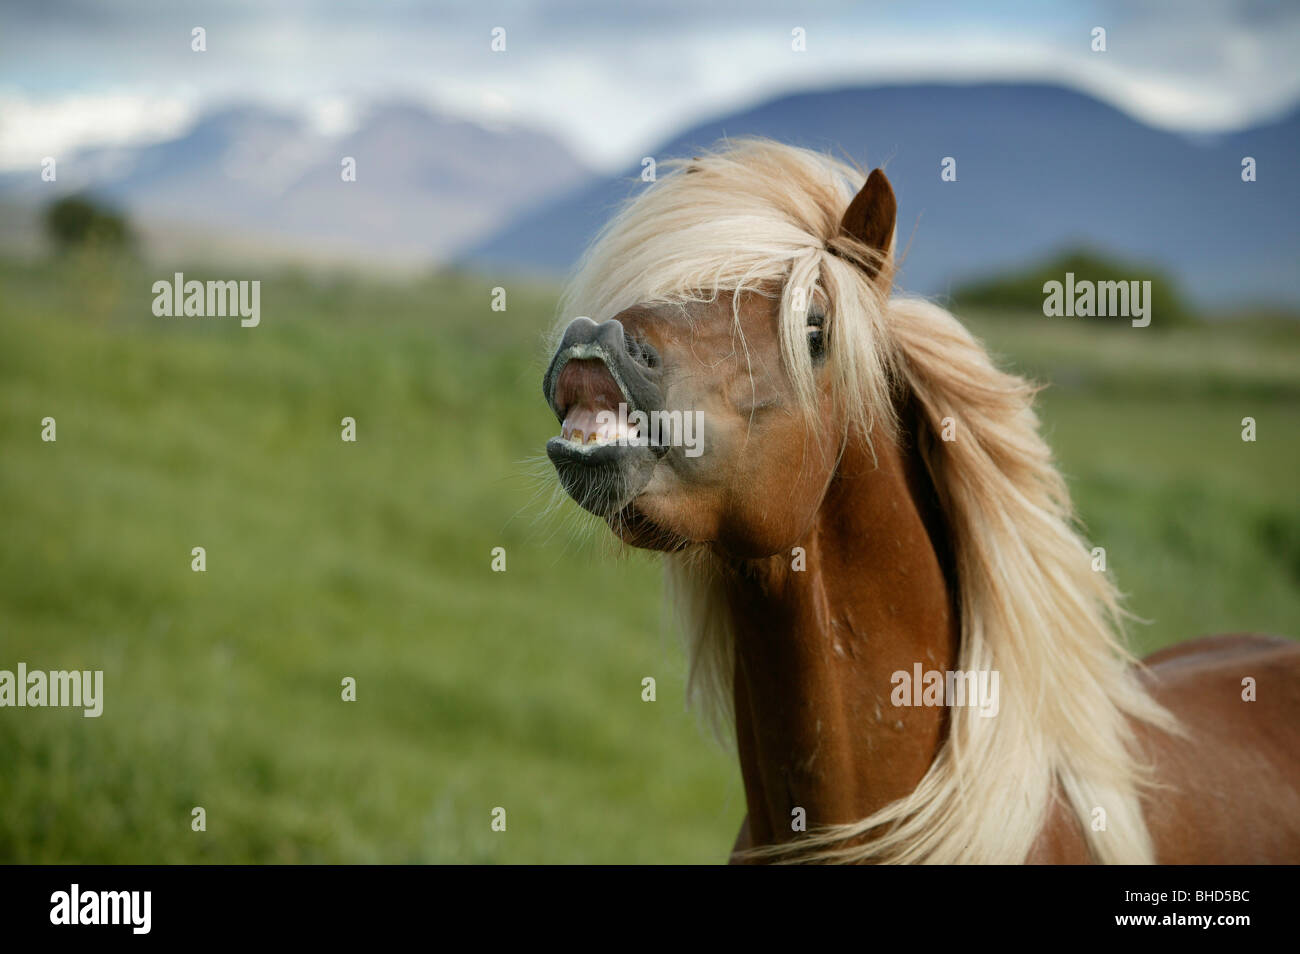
[724,419,959,847]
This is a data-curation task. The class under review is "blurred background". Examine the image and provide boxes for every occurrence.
[0,0,1297,863]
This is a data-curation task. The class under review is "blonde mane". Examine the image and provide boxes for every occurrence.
[560,138,1178,864]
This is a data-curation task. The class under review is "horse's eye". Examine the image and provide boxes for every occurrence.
[807,309,826,362]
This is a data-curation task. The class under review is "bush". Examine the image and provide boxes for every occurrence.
[44,195,135,253]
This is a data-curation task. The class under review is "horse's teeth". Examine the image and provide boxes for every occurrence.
[559,416,634,445]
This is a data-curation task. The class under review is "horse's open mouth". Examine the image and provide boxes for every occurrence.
[543,317,665,516]
[550,357,639,451]
[545,353,660,516]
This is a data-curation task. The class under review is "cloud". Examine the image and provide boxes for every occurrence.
[1,0,1297,172]
[0,91,196,171]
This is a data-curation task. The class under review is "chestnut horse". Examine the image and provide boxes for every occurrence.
[541,139,1300,863]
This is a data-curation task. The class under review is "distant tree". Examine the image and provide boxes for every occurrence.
[44,195,135,253]
[952,248,1196,328]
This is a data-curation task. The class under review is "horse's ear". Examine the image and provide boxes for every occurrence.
[838,168,896,280]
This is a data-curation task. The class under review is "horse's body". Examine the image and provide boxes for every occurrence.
[542,139,1300,863]
[1130,635,1300,863]
[719,406,1300,862]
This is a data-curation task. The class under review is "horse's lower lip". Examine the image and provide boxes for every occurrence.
[546,436,658,516]
[545,436,640,466]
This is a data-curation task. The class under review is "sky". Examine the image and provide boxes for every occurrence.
[2,0,1298,172]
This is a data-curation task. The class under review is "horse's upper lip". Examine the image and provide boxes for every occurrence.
[543,315,668,438]
[545,343,637,422]
[553,353,631,416]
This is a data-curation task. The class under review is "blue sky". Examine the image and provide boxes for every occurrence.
[2,0,1298,171]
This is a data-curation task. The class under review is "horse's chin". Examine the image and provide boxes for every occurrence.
[607,499,690,552]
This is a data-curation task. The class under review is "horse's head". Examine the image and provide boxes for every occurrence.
[543,143,898,556]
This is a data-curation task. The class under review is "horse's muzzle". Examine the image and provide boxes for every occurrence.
[543,316,662,421]
[542,316,665,515]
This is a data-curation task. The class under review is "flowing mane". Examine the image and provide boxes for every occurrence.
[559,139,1179,863]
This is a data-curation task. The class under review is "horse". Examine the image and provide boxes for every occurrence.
[540,139,1300,863]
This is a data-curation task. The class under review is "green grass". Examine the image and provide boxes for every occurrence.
[0,255,1296,862]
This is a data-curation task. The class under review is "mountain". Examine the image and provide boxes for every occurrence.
[0,101,592,265]
[460,83,1300,308]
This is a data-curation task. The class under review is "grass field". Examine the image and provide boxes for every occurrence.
[1,254,1296,863]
